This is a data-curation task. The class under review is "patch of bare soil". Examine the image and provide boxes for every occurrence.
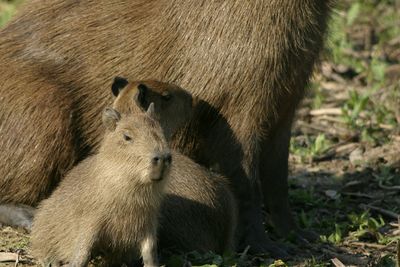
[0,226,36,266]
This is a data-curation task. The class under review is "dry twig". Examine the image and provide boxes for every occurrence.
[342,192,374,199]
[360,204,400,220]
[309,108,342,116]
[331,257,346,267]
[378,181,400,191]
[345,241,387,249]
[0,252,18,263]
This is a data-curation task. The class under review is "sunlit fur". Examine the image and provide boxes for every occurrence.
[0,0,333,250]
[112,80,195,142]
[31,112,169,267]
[112,81,237,254]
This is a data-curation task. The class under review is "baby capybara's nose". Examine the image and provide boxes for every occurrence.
[151,152,172,181]
[164,153,172,165]
[152,152,172,166]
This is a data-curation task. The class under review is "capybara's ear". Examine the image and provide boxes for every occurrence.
[146,102,156,119]
[102,107,121,131]
[112,76,129,97]
[136,83,148,107]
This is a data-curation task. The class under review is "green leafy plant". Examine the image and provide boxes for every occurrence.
[290,134,331,163]
[348,211,387,243]
[268,260,287,267]
[320,223,344,244]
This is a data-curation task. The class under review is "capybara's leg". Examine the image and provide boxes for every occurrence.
[259,112,317,242]
[0,72,77,206]
[238,187,289,257]
[0,204,35,230]
[259,116,295,238]
[140,231,159,267]
[218,131,289,257]
[70,229,97,267]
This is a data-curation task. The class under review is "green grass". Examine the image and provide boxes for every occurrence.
[0,0,23,27]
[294,0,400,158]
[328,1,399,114]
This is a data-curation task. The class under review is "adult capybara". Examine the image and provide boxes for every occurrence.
[0,0,332,253]
[32,105,169,267]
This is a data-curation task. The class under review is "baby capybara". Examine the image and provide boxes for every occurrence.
[112,77,237,253]
[31,104,170,267]
[159,152,237,254]
[111,77,195,141]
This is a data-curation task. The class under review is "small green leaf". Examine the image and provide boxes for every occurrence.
[347,3,361,25]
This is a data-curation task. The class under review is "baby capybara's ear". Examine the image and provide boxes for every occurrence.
[146,102,156,119]
[111,76,129,97]
[102,107,121,131]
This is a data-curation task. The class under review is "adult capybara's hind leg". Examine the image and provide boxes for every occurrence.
[0,70,77,207]
[259,116,295,238]
[259,112,318,242]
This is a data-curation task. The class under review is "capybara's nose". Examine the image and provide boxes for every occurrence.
[152,152,172,166]
[164,153,172,165]
[151,152,172,181]
[152,155,162,165]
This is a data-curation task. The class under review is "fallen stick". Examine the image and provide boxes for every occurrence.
[342,192,374,199]
[0,252,18,263]
[296,120,352,137]
[239,245,250,261]
[314,115,346,124]
[346,241,387,249]
[378,181,400,191]
[322,248,369,266]
[309,108,342,116]
[360,204,400,220]
[331,257,346,267]
[314,142,360,162]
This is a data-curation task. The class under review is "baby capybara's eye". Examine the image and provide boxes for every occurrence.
[123,134,132,142]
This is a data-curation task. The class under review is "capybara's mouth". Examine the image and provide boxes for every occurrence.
[151,168,168,182]
[151,176,164,182]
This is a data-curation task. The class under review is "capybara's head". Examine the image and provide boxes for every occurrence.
[100,103,172,184]
[111,77,194,141]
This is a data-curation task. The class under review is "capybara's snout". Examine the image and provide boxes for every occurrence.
[150,151,172,181]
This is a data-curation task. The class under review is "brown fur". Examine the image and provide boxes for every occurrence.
[31,107,169,267]
[0,0,333,253]
[112,79,237,253]
[159,151,237,255]
[112,80,195,141]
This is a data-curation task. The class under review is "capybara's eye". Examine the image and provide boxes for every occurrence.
[162,92,171,101]
[123,134,133,142]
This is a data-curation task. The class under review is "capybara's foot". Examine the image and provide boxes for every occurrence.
[241,231,291,259]
[293,228,319,244]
